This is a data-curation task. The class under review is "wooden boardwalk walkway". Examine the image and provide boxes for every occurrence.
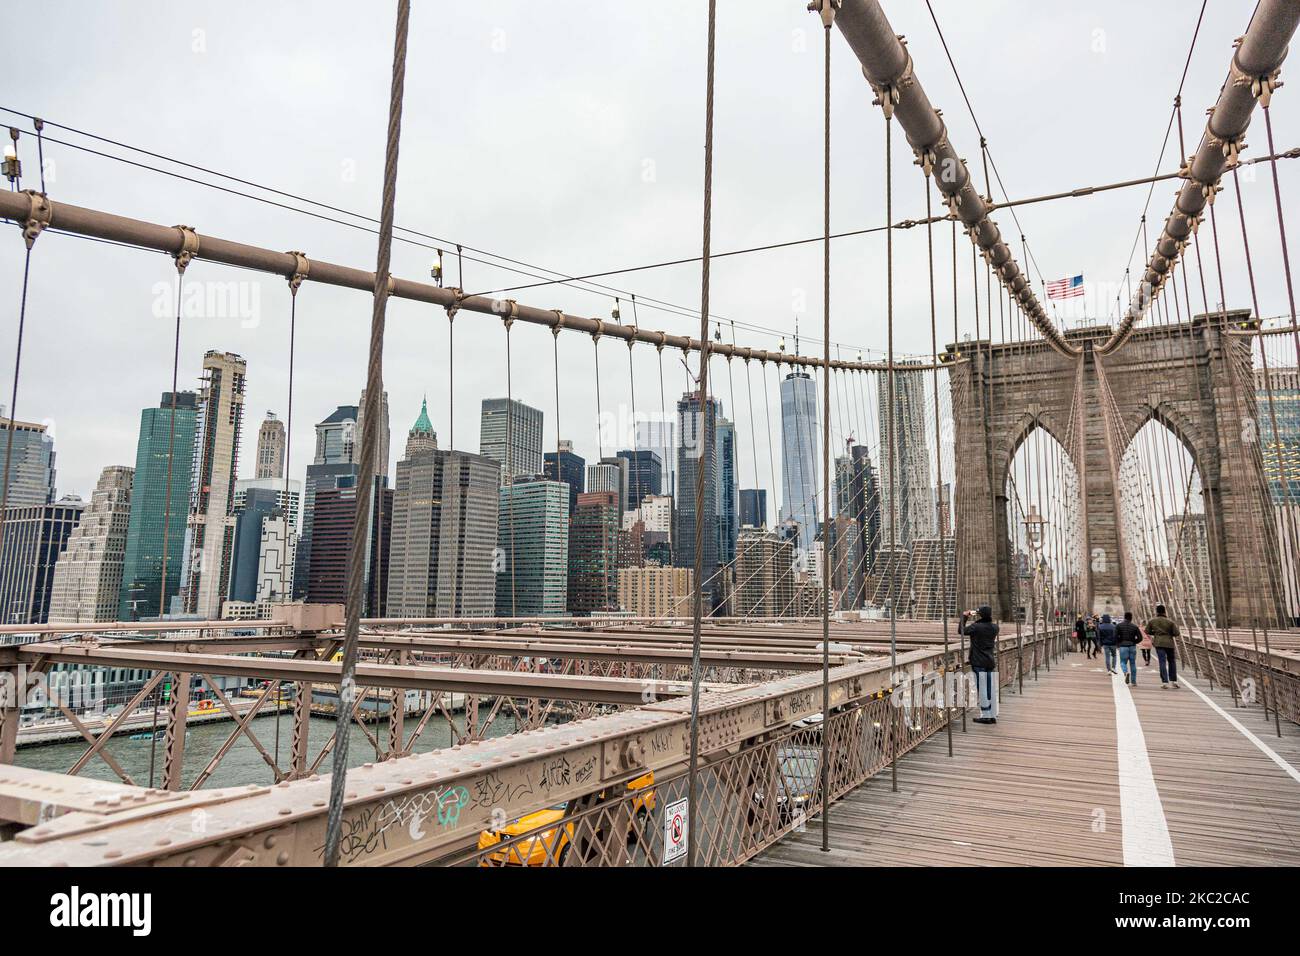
[752,649,1300,867]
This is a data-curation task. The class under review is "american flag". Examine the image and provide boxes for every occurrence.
[1046,274,1085,299]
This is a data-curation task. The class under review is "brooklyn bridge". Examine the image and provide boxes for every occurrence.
[0,0,1297,873]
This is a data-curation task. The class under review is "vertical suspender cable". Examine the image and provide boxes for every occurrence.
[685,0,717,868]
[952,218,966,733]
[815,0,835,852]
[1230,167,1285,736]
[276,260,304,762]
[0,247,34,551]
[924,167,953,757]
[158,256,187,622]
[884,112,898,794]
[147,253,187,786]
[505,316,517,618]
[324,0,410,869]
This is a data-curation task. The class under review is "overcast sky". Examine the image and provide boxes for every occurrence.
[4,0,1296,505]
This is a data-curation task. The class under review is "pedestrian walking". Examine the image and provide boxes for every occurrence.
[1138,625,1153,667]
[1097,613,1118,674]
[1115,611,1141,685]
[1145,604,1182,689]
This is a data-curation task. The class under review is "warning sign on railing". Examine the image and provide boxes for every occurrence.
[663,797,688,865]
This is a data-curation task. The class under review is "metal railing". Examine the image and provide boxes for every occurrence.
[1182,632,1300,727]
[438,627,1070,867]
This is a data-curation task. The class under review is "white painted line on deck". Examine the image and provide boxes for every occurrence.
[1111,675,1176,866]
[1180,677,1300,786]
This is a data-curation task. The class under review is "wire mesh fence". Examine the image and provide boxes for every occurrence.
[439,628,1072,867]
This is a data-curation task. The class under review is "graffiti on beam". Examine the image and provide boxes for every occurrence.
[539,756,572,790]
[315,784,472,862]
[471,770,535,809]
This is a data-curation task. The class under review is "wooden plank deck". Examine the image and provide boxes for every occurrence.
[751,649,1300,867]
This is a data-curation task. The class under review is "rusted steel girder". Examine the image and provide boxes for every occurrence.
[834,0,1075,356]
[0,618,283,636]
[12,642,702,705]
[1099,0,1300,353]
[0,631,1016,866]
[356,631,864,669]
[0,190,932,373]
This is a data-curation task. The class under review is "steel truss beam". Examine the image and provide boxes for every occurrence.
[11,642,705,705]
[0,632,1049,866]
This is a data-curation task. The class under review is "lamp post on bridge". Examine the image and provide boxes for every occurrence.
[1023,505,1046,682]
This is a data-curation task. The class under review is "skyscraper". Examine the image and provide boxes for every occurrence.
[636,418,676,499]
[718,417,738,569]
[877,365,935,549]
[254,411,285,480]
[179,350,247,618]
[480,398,543,482]
[1164,512,1216,622]
[779,371,819,554]
[294,404,359,598]
[674,390,725,610]
[227,485,284,604]
[306,481,392,616]
[118,391,199,620]
[834,444,880,595]
[616,449,663,512]
[618,565,692,619]
[313,403,358,464]
[0,409,56,506]
[47,466,133,623]
[587,457,628,509]
[817,515,862,611]
[404,397,438,457]
[739,488,767,529]
[568,490,621,614]
[233,477,301,528]
[1256,366,1300,503]
[255,515,297,605]
[387,434,500,618]
[624,493,672,535]
[544,439,585,516]
[734,528,796,618]
[909,537,956,619]
[0,497,83,625]
[496,477,569,617]
[357,388,391,482]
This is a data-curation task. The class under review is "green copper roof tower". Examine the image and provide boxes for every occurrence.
[402,396,438,458]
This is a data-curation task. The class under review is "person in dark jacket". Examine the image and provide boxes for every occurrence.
[1073,616,1087,654]
[1115,611,1142,686]
[1097,613,1118,674]
[961,605,1000,724]
[1145,604,1181,689]
[1084,616,1099,659]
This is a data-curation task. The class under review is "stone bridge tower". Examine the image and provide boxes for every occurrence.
[948,310,1284,627]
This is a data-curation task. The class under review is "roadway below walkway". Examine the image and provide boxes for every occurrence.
[752,648,1300,866]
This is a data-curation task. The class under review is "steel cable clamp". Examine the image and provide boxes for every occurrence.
[172,224,200,274]
[20,189,50,250]
[286,250,310,296]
